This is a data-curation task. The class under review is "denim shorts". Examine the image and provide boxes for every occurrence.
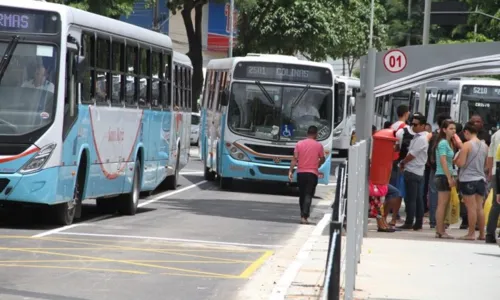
[435,175,451,192]
[386,184,400,200]
[458,180,486,196]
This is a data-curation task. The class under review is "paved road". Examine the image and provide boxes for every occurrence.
[0,147,336,300]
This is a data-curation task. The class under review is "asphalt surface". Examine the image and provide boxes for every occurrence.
[0,147,338,300]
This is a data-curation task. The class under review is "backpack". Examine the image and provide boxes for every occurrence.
[428,131,439,170]
[392,122,407,160]
[398,128,415,161]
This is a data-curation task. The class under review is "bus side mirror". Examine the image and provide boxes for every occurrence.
[220,89,229,106]
[349,96,355,107]
[73,55,88,83]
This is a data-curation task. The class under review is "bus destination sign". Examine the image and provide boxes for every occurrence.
[0,7,59,33]
[462,85,500,97]
[234,62,333,85]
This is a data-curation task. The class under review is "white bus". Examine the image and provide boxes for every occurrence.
[373,89,419,129]
[420,77,500,131]
[332,76,360,156]
[199,54,335,189]
[0,1,191,225]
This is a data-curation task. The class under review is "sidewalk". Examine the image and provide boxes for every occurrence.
[353,223,500,300]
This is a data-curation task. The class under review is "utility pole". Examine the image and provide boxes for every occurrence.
[153,0,160,32]
[417,0,431,113]
[229,0,234,57]
[407,0,412,46]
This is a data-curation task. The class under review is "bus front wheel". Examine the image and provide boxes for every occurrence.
[53,164,85,225]
[118,159,141,215]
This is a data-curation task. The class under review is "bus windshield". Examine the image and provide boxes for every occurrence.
[227,82,333,142]
[0,41,57,135]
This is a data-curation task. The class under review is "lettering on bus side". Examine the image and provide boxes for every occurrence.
[108,127,125,142]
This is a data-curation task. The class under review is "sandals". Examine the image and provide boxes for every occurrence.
[458,235,476,241]
[435,232,454,239]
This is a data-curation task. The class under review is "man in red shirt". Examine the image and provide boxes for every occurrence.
[288,126,326,224]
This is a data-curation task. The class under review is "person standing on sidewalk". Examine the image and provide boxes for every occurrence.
[486,129,500,244]
[398,113,429,231]
[454,121,488,241]
[289,126,326,224]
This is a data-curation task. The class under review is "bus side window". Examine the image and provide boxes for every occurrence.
[174,64,180,110]
[164,53,172,109]
[138,48,150,107]
[111,40,125,105]
[217,71,227,111]
[187,68,192,111]
[81,32,94,104]
[152,51,161,108]
[208,71,218,110]
[202,70,210,109]
[95,36,111,104]
[125,45,138,106]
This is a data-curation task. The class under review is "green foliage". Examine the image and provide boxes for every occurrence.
[235,0,339,61]
[47,0,136,18]
[328,0,388,75]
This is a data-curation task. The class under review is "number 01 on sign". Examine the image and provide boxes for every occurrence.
[383,49,407,73]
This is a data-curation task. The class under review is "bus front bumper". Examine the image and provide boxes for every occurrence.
[221,154,330,185]
[0,167,59,205]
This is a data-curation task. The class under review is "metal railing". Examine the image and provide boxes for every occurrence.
[322,140,368,300]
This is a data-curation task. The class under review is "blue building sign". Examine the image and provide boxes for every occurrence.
[119,0,169,34]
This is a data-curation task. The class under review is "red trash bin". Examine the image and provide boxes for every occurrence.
[370,129,398,185]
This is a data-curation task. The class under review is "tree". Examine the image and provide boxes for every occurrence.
[328,0,388,76]
[165,0,254,111]
[235,0,338,61]
[47,0,136,18]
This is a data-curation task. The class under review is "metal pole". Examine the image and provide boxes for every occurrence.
[229,0,234,57]
[418,0,431,113]
[406,0,412,46]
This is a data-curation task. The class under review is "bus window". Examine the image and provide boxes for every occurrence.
[125,45,138,105]
[334,82,345,127]
[111,40,124,105]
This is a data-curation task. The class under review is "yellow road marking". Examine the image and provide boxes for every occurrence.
[0,263,147,274]
[238,250,274,278]
[39,236,251,264]
[0,246,239,279]
[160,272,233,278]
[0,259,253,264]
[0,235,265,252]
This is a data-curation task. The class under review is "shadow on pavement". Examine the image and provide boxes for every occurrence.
[475,252,500,258]
[0,203,156,230]
[0,287,88,300]
[153,198,318,224]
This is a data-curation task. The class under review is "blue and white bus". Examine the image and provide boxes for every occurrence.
[0,1,192,225]
[332,76,360,157]
[199,54,335,189]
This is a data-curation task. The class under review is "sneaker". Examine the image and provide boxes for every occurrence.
[397,224,413,230]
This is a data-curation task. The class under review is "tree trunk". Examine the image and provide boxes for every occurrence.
[342,58,346,76]
[182,2,204,112]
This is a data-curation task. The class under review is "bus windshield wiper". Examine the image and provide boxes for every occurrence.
[255,81,275,106]
[292,85,310,108]
[0,35,20,84]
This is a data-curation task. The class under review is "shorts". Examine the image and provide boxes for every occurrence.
[458,180,486,196]
[435,175,451,192]
[389,161,400,187]
[386,184,400,200]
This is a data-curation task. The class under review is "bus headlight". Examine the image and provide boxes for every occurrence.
[226,143,250,161]
[20,143,56,174]
[332,128,343,137]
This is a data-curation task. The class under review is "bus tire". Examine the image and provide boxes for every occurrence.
[219,177,232,190]
[165,147,180,190]
[53,163,85,225]
[118,159,141,215]
[203,156,215,181]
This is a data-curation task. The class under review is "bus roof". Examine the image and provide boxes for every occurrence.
[173,51,192,68]
[10,0,173,49]
[426,78,500,89]
[206,54,334,73]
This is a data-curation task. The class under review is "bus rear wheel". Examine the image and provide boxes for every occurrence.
[165,151,180,190]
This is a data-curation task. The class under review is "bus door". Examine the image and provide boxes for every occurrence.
[333,81,346,129]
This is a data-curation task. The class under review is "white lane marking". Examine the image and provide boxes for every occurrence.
[53,231,283,249]
[138,180,207,207]
[179,171,204,175]
[269,212,331,300]
[32,181,208,238]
